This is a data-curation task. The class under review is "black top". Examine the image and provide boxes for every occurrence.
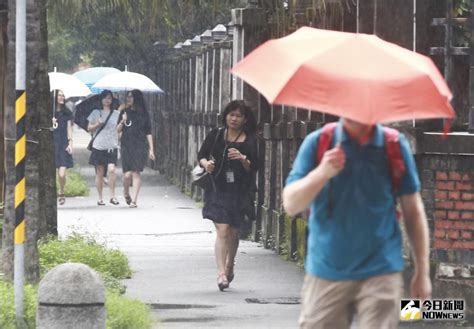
[53,107,73,147]
[119,108,152,149]
[198,128,258,192]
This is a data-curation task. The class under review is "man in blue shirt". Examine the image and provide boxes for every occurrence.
[283,118,431,329]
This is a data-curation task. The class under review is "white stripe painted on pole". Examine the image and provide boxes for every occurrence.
[15,0,26,89]
[14,244,25,326]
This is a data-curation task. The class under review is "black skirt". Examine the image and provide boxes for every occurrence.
[89,148,118,166]
[202,188,246,228]
[121,145,148,172]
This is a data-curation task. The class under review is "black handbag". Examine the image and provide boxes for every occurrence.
[87,110,114,151]
[191,128,223,191]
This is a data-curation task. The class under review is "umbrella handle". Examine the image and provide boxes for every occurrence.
[52,117,58,130]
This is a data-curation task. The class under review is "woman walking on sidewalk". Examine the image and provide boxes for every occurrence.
[52,89,74,205]
[198,100,258,291]
[117,89,155,208]
[87,89,121,206]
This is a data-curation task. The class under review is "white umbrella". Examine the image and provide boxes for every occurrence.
[92,71,164,93]
[48,72,91,98]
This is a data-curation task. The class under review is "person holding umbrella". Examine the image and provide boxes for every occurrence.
[117,89,155,208]
[87,89,121,206]
[52,89,73,205]
[283,118,431,328]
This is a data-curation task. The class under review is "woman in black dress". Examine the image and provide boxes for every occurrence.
[52,90,74,205]
[117,89,155,208]
[198,100,258,291]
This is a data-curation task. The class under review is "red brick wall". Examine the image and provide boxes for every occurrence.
[433,170,474,250]
[420,155,474,264]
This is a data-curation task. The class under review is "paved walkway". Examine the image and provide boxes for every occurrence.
[58,127,305,328]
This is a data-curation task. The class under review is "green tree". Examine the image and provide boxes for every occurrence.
[47,0,247,71]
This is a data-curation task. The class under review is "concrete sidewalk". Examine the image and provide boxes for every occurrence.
[58,128,305,328]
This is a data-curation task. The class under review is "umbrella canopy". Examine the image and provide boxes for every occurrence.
[48,72,91,98]
[73,67,121,93]
[231,27,455,125]
[92,71,164,93]
[74,93,120,131]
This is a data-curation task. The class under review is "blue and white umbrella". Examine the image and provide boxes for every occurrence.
[73,67,121,94]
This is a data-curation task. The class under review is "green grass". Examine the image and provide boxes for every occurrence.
[0,233,153,329]
[38,234,132,293]
[0,282,37,329]
[106,292,152,329]
[57,168,89,197]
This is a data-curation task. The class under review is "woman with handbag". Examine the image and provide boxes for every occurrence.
[198,100,258,291]
[87,89,121,206]
[117,89,155,208]
[52,89,73,205]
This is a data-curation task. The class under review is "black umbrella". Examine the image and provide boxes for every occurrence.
[74,93,120,131]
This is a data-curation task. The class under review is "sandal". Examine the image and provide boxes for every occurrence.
[217,273,229,291]
[110,197,119,205]
[129,202,137,208]
[97,199,105,206]
[226,264,235,283]
[124,195,132,205]
[58,194,65,206]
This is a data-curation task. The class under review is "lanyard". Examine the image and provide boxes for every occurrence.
[224,128,243,147]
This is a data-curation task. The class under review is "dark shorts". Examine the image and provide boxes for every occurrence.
[89,148,118,167]
[202,188,245,228]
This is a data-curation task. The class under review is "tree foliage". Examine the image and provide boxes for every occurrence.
[47,0,246,72]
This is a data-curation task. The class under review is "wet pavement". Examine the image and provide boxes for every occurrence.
[58,127,305,328]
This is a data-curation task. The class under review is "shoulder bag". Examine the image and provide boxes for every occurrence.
[191,128,223,191]
[87,110,114,151]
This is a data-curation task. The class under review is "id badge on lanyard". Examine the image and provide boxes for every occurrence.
[226,169,235,183]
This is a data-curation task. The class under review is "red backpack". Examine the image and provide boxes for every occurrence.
[316,122,406,217]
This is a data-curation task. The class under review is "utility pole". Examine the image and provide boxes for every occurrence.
[15,0,27,326]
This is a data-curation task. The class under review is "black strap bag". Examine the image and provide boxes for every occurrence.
[191,128,223,191]
[87,110,114,151]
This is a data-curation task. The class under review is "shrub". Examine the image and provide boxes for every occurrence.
[0,233,152,329]
[0,281,37,329]
[106,292,152,329]
[38,234,132,291]
[0,282,152,329]
[57,168,89,197]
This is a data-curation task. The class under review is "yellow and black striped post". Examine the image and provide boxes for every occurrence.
[15,0,27,325]
[15,90,26,247]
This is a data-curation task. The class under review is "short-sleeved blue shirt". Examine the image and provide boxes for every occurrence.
[286,120,420,280]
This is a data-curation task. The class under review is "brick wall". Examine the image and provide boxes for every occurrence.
[420,155,474,264]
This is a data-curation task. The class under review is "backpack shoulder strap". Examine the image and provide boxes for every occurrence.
[383,127,406,193]
[316,122,338,165]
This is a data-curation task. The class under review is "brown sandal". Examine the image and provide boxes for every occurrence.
[129,202,137,208]
[124,195,132,205]
[58,194,65,206]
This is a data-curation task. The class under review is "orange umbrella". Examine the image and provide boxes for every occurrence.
[231,27,455,125]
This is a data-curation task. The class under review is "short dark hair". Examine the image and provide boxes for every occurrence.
[221,100,257,134]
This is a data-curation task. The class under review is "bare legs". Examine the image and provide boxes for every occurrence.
[107,163,117,199]
[57,167,67,205]
[96,164,117,202]
[214,223,240,289]
[57,167,66,195]
[123,171,141,206]
[95,165,105,201]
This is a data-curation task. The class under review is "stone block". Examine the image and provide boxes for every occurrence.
[37,263,106,329]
